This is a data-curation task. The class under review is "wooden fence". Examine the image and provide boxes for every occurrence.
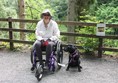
[0,17,118,58]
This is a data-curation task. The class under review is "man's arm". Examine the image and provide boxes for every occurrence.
[35,21,44,41]
[50,21,60,41]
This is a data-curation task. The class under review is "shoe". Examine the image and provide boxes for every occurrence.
[31,66,35,71]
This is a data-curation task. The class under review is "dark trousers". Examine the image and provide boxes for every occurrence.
[33,40,55,66]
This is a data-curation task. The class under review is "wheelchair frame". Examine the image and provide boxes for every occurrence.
[30,40,63,81]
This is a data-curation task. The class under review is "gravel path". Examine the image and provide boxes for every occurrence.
[0,50,118,83]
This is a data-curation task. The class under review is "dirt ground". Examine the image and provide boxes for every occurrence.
[0,49,118,83]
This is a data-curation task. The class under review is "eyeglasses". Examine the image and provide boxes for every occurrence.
[43,13,50,16]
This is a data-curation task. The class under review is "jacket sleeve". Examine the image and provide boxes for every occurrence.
[50,21,60,41]
[35,21,43,41]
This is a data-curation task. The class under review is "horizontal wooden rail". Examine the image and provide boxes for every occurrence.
[0,18,118,28]
[0,28,35,33]
[0,39,34,44]
[0,17,118,58]
[0,39,118,52]
[102,47,118,52]
[0,28,118,39]
[61,32,118,39]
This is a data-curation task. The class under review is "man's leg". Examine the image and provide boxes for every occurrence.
[34,40,43,66]
[46,41,55,65]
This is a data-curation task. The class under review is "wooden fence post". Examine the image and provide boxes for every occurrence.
[8,17,14,50]
[98,38,103,58]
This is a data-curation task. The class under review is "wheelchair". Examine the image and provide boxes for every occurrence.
[30,40,63,81]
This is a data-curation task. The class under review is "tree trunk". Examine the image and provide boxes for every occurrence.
[67,0,76,43]
[18,0,25,40]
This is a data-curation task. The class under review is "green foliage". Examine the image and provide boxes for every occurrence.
[45,0,68,21]
[75,0,95,21]
[25,0,55,42]
[96,5,118,23]
[58,24,67,42]
[26,33,36,41]
[25,0,54,19]
[82,38,98,52]
[0,0,17,18]
[95,0,118,36]
[0,0,17,39]
[97,0,111,5]
[75,26,98,52]
[87,0,118,51]
[104,39,118,48]
[0,0,118,53]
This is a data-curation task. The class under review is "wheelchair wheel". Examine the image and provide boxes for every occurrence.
[30,49,34,64]
[31,50,38,64]
[57,52,63,69]
[56,45,63,70]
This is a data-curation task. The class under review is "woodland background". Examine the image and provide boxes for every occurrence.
[0,0,118,55]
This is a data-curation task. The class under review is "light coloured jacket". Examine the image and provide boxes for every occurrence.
[35,19,60,41]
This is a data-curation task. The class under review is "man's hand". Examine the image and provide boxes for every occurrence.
[47,38,51,41]
[43,41,48,46]
[40,40,45,45]
[40,39,49,46]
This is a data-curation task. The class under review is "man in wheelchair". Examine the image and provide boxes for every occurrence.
[31,9,60,72]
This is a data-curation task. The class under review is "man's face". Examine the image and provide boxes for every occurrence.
[42,13,51,24]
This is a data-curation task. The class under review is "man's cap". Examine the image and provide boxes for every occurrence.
[42,9,52,16]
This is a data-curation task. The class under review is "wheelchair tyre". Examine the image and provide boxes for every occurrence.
[31,50,34,64]
[57,50,63,70]
[31,50,37,64]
